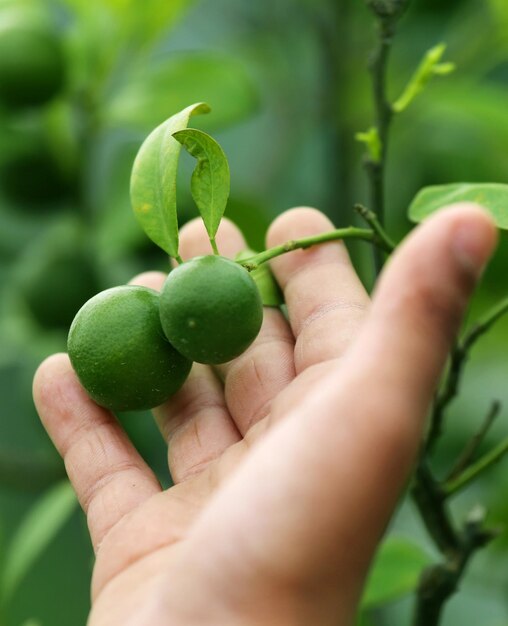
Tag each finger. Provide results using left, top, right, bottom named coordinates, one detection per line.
left=127, top=265, right=241, bottom=482
left=187, top=205, right=496, bottom=615
left=128, top=271, right=166, bottom=291
left=179, top=217, right=296, bottom=436
left=178, top=217, right=246, bottom=261
left=154, top=363, right=241, bottom=483
left=33, top=354, right=161, bottom=551
left=219, top=308, right=295, bottom=435
left=266, top=207, right=370, bottom=374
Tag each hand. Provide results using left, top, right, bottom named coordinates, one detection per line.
left=33, top=205, right=495, bottom=626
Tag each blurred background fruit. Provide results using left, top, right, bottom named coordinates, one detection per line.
left=0, top=5, right=66, bottom=110
left=1, top=0, right=507, bottom=625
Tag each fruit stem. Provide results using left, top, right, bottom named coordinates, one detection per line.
left=175, top=254, right=184, bottom=265
left=210, top=237, right=220, bottom=255
left=237, top=226, right=394, bottom=271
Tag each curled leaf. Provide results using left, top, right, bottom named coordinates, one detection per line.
left=173, top=128, right=230, bottom=250
left=130, top=103, right=210, bottom=258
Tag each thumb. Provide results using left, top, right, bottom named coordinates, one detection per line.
left=185, top=204, right=497, bottom=622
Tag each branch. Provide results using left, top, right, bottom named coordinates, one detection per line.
left=412, top=301, right=507, bottom=624
left=426, top=295, right=508, bottom=453
left=237, top=226, right=391, bottom=272
left=462, top=294, right=508, bottom=350
left=354, top=203, right=397, bottom=251
left=363, top=14, right=396, bottom=273
left=411, top=462, right=460, bottom=555
left=443, top=435, right=508, bottom=498
left=446, top=400, right=501, bottom=482
left=412, top=506, right=495, bottom=626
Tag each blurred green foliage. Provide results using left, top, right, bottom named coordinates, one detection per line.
left=0, top=0, right=507, bottom=624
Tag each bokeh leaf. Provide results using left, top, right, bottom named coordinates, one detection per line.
left=119, top=0, right=194, bottom=43
left=130, top=102, right=210, bottom=258
left=361, top=536, right=431, bottom=609
left=173, top=128, right=230, bottom=245
left=2, top=481, right=77, bottom=603
left=355, top=613, right=375, bottom=626
left=408, top=183, right=508, bottom=230
left=61, top=0, right=194, bottom=45
left=236, top=249, right=284, bottom=307
left=106, top=53, right=258, bottom=131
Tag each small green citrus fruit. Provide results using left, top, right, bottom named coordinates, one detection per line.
left=159, top=255, right=263, bottom=364
left=68, top=286, right=192, bottom=412
left=0, top=20, right=65, bottom=109
left=0, top=147, right=72, bottom=209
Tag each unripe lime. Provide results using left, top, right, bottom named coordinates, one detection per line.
left=0, top=147, right=71, bottom=209
left=0, top=18, right=65, bottom=109
left=21, top=248, right=98, bottom=330
left=16, top=218, right=99, bottom=330
left=68, top=286, right=192, bottom=412
left=159, top=255, right=263, bottom=364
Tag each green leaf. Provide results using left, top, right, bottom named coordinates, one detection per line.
left=20, top=620, right=42, bottom=626
left=408, top=183, right=508, bottom=230
left=106, top=53, right=258, bottom=131
left=392, top=43, right=455, bottom=114
left=173, top=128, right=230, bottom=247
left=236, top=249, right=284, bottom=307
left=130, top=102, right=210, bottom=258
left=60, top=0, right=194, bottom=46
left=361, top=536, right=431, bottom=609
left=1, top=481, right=77, bottom=603
left=355, top=127, right=382, bottom=163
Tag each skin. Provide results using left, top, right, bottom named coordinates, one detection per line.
left=33, top=203, right=496, bottom=626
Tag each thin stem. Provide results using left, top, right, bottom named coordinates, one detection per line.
left=462, top=295, right=508, bottom=349
left=354, top=203, right=397, bottom=251
left=427, top=295, right=508, bottom=453
left=175, top=254, right=184, bottom=265
left=443, top=436, right=508, bottom=498
left=237, top=227, right=387, bottom=272
left=210, top=237, right=220, bottom=256
left=426, top=342, right=465, bottom=453
left=446, top=400, right=501, bottom=482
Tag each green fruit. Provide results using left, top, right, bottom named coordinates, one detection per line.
left=21, top=248, right=99, bottom=330
left=16, top=218, right=99, bottom=329
left=0, top=19, right=65, bottom=109
left=159, top=255, right=263, bottom=364
left=68, top=286, right=192, bottom=412
left=0, top=147, right=72, bottom=209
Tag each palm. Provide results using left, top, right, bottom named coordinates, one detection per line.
left=34, top=206, right=494, bottom=625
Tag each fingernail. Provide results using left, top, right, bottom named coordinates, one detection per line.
left=452, top=219, right=496, bottom=278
